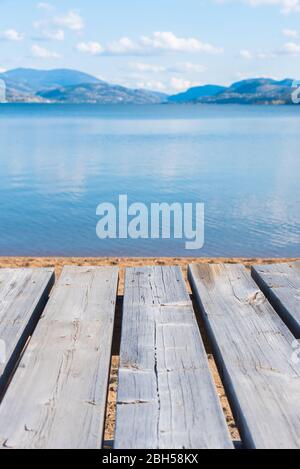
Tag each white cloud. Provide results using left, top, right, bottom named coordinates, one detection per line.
left=31, top=44, right=61, bottom=59
left=136, top=80, right=167, bottom=91
left=282, top=28, right=299, bottom=37
left=123, top=60, right=208, bottom=93
left=0, top=67, right=7, bottom=73
left=170, top=77, right=200, bottom=91
left=77, top=31, right=222, bottom=57
left=239, top=48, right=276, bottom=59
left=0, top=29, right=24, bottom=41
left=34, top=10, right=83, bottom=40
left=53, top=10, right=84, bottom=31
left=129, top=62, right=166, bottom=73
left=120, top=75, right=204, bottom=93
left=76, top=41, right=103, bottom=55
left=33, top=18, right=65, bottom=41
left=106, top=37, right=138, bottom=54
left=240, top=40, right=300, bottom=60
left=173, top=62, right=207, bottom=72
left=240, top=0, right=300, bottom=14
left=127, top=62, right=207, bottom=82
left=282, top=41, right=300, bottom=54
left=33, top=20, right=45, bottom=30
left=256, top=52, right=276, bottom=58
left=216, top=0, right=300, bottom=13
left=37, top=2, right=54, bottom=11
left=240, top=49, right=253, bottom=59
left=41, top=29, right=65, bottom=41
left=140, top=32, right=222, bottom=54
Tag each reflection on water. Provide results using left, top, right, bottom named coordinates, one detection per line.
left=0, top=104, right=299, bottom=257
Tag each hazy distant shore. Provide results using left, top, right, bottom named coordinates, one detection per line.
left=1, top=68, right=299, bottom=105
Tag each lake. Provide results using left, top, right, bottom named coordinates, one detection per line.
left=0, top=104, right=299, bottom=257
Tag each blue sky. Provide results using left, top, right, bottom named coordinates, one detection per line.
left=0, top=0, right=299, bottom=92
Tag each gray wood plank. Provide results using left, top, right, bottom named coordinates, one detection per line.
left=252, top=262, right=300, bottom=338
left=188, top=263, right=300, bottom=449
left=0, top=268, right=55, bottom=394
left=115, top=266, right=233, bottom=450
left=0, top=266, right=118, bottom=449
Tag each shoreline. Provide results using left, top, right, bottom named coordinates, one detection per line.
left=0, top=256, right=298, bottom=292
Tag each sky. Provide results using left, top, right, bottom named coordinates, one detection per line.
left=0, top=0, right=299, bottom=92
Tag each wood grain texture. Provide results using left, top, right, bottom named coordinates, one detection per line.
left=0, top=266, right=118, bottom=449
left=188, top=263, right=300, bottom=449
left=0, top=268, right=55, bottom=394
left=115, top=266, right=233, bottom=450
left=252, top=262, right=300, bottom=338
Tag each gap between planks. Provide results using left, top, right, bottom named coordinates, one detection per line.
left=103, top=290, right=240, bottom=447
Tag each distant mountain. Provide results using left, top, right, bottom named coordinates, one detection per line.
left=0, top=68, right=168, bottom=104
left=203, top=78, right=295, bottom=104
left=0, top=68, right=102, bottom=95
left=0, top=69, right=298, bottom=104
left=37, top=83, right=168, bottom=104
left=169, top=78, right=297, bottom=105
left=168, top=85, right=226, bottom=103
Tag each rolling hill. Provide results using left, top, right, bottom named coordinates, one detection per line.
left=168, top=85, right=226, bottom=103
left=0, top=69, right=298, bottom=104
left=37, top=82, right=168, bottom=104
left=168, top=78, right=297, bottom=105
left=0, top=68, right=168, bottom=104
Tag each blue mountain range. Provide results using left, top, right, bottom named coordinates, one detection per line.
left=0, top=68, right=298, bottom=104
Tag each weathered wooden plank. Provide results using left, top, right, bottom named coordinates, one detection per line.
left=115, top=266, right=233, bottom=450
left=188, top=263, right=300, bottom=449
left=252, top=262, right=300, bottom=338
left=0, top=268, right=55, bottom=394
left=0, top=266, right=118, bottom=449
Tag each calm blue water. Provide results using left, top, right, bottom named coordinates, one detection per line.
left=0, top=104, right=299, bottom=257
